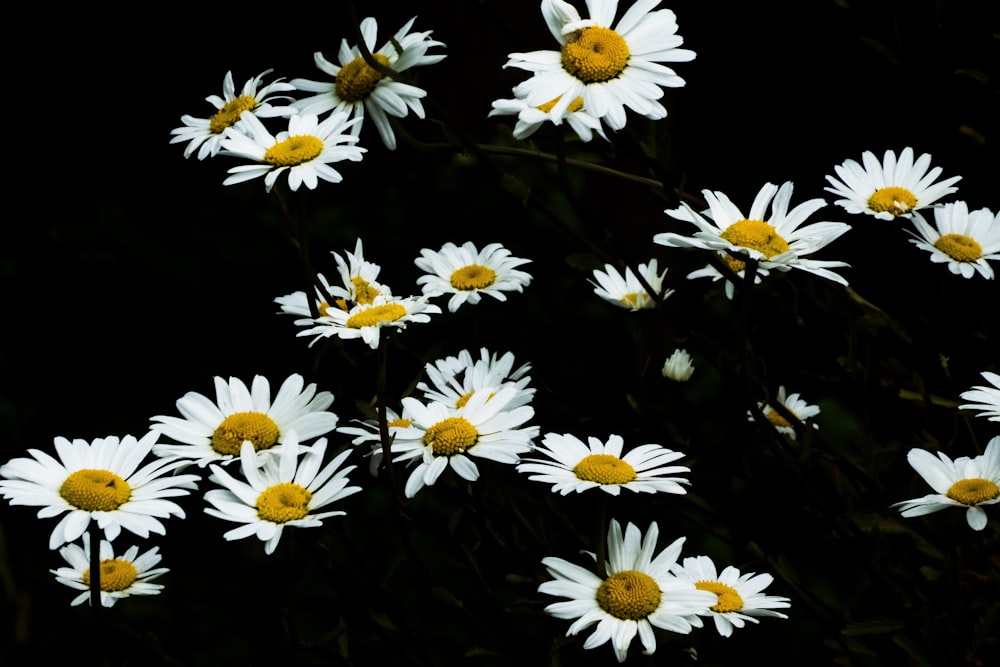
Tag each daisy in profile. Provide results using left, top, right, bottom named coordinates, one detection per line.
left=517, top=433, right=689, bottom=496
left=959, top=371, right=1000, bottom=422
left=221, top=111, right=365, bottom=192
left=590, top=259, right=672, bottom=311
left=907, top=201, right=1000, bottom=279
left=661, top=349, right=694, bottom=382
left=0, top=432, right=199, bottom=549
left=654, top=182, right=851, bottom=299
left=416, top=348, right=534, bottom=410
left=489, top=94, right=607, bottom=142
left=824, top=146, right=961, bottom=220
left=893, top=437, right=1000, bottom=531
left=51, top=534, right=169, bottom=608
left=294, top=293, right=441, bottom=349
left=170, top=69, right=295, bottom=160
left=291, top=16, right=446, bottom=150
left=749, top=386, right=820, bottom=440
left=415, top=241, right=532, bottom=312
left=505, top=0, right=696, bottom=131
left=670, top=555, right=790, bottom=637
left=204, top=432, right=361, bottom=555
left=390, top=386, right=538, bottom=498
left=539, top=519, right=715, bottom=662
left=151, top=373, right=339, bottom=467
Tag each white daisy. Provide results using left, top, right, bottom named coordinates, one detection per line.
left=749, top=385, right=821, bottom=440
left=661, top=349, right=694, bottom=382
left=958, top=371, right=1000, bottom=422
left=670, top=555, right=790, bottom=637
left=390, top=386, right=538, bottom=498
left=290, top=16, right=446, bottom=150
left=169, top=69, right=295, bottom=160
left=221, top=111, right=365, bottom=193
left=0, top=432, right=199, bottom=549
left=824, top=146, right=961, bottom=220
left=416, top=348, right=534, bottom=410
left=517, top=433, right=689, bottom=496
left=415, top=241, right=533, bottom=312
left=505, top=0, right=696, bottom=131
left=654, top=182, right=851, bottom=299
left=337, top=406, right=414, bottom=476
left=908, top=201, right=1000, bottom=279
left=204, top=432, right=361, bottom=555
left=893, top=437, right=1000, bottom=531
left=294, top=294, right=441, bottom=349
left=489, top=94, right=607, bottom=142
left=590, top=259, right=672, bottom=311
left=51, top=534, right=169, bottom=608
left=150, top=373, right=338, bottom=467
left=539, top=519, right=715, bottom=662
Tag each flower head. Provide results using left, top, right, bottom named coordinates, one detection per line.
left=517, top=433, right=690, bottom=496
left=415, top=242, right=532, bottom=312
left=0, top=432, right=199, bottom=549
left=51, top=534, right=169, bottom=607
left=539, top=519, right=715, bottom=662
left=294, top=294, right=441, bottom=349
left=893, top=438, right=1000, bottom=531
left=959, top=371, right=1000, bottom=422
left=489, top=93, right=607, bottom=142
left=204, top=432, right=361, bottom=554
left=661, top=349, right=694, bottom=381
left=590, top=259, right=671, bottom=311
left=416, top=348, right=534, bottom=410
left=908, top=201, right=1000, bottom=279
left=749, top=386, right=820, bottom=440
left=824, top=147, right=961, bottom=220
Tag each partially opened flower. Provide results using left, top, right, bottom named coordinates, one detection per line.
left=749, top=386, right=820, bottom=440
left=670, top=555, right=790, bottom=637
left=489, top=94, right=607, bottom=142
left=0, top=432, right=199, bottom=549
left=538, top=519, right=715, bottom=662
left=661, top=349, right=694, bottom=382
left=517, top=433, right=689, bottom=496
left=415, top=242, right=532, bottom=312
left=908, top=201, right=1000, bottom=279
left=294, top=294, right=441, bottom=349
left=958, top=371, right=1000, bottom=422
left=51, top=534, right=169, bottom=607
left=893, top=438, right=1000, bottom=531
left=824, top=146, right=961, bottom=220
left=590, top=259, right=671, bottom=311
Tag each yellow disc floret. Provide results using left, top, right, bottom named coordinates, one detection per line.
left=346, top=303, right=407, bottom=328
left=573, top=454, right=637, bottom=485
left=946, top=477, right=1000, bottom=506
left=211, top=411, right=280, bottom=455
left=59, top=469, right=131, bottom=511
left=83, top=559, right=138, bottom=592
left=257, top=482, right=313, bottom=523
left=934, top=234, right=982, bottom=263
left=209, top=95, right=258, bottom=135
left=868, top=186, right=917, bottom=216
left=561, top=27, right=630, bottom=83
left=695, top=580, right=745, bottom=613
left=352, top=277, right=381, bottom=305
left=336, top=54, right=391, bottom=102
left=423, top=417, right=479, bottom=456
left=766, top=406, right=793, bottom=428
left=451, top=264, right=497, bottom=291
left=264, top=135, right=324, bottom=167
left=596, top=570, right=661, bottom=620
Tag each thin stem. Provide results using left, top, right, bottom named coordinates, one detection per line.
left=595, top=494, right=609, bottom=579
left=376, top=335, right=404, bottom=506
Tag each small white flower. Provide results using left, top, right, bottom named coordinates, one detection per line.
left=51, top=534, right=169, bottom=607
left=294, top=294, right=441, bottom=349
left=489, top=94, right=607, bottom=142
left=415, top=242, right=532, bottom=312
left=908, top=201, right=1000, bottom=279
left=749, top=386, right=820, bottom=440
left=416, top=348, right=534, bottom=410
left=661, top=349, right=694, bottom=382
left=590, top=259, right=671, bottom=311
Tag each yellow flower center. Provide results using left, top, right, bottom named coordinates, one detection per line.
left=336, top=53, right=391, bottom=102
left=455, top=391, right=474, bottom=409
left=450, top=264, right=497, bottom=291
left=695, top=580, right=745, bottom=613
left=346, top=303, right=407, bottom=328
left=934, top=234, right=983, bottom=263
left=209, top=95, right=257, bottom=135
left=618, top=292, right=649, bottom=309
left=946, top=478, right=1000, bottom=506
left=596, top=570, right=661, bottom=620
left=537, top=96, right=585, bottom=113
left=256, top=482, right=313, bottom=523
left=264, top=135, right=324, bottom=167
left=210, top=411, right=280, bottom=456
left=423, top=417, right=479, bottom=456
left=766, top=406, right=793, bottom=428
left=719, top=219, right=790, bottom=272
left=573, top=454, right=637, bottom=485
left=352, top=277, right=380, bottom=305
left=387, top=418, right=412, bottom=428
left=868, top=186, right=917, bottom=216
left=83, top=559, right=138, bottom=592
left=59, top=469, right=132, bottom=511
left=561, top=27, right=630, bottom=83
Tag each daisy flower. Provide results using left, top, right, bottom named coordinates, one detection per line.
left=291, top=16, right=446, bottom=150
left=390, top=386, right=538, bottom=498
left=670, top=555, right=790, bottom=637
left=893, top=437, right=1000, bottom=531
left=415, top=241, right=533, bottom=312
left=151, top=373, right=338, bottom=467
left=654, top=181, right=851, bottom=299
left=221, top=111, right=365, bottom=193
left=204, top=432, right=361, bottom=555
left=0, top=432, right=199, bottom=549
left=294, top=294, right=441, bottom=349
left=169, top=69, right=295, bottom=160
left=416, top=348, right=534, bottom=410
left=489, top=94, right=607, bottom=142
left=276, top=239, right=391, bottom=319
left=590, top=259, right=672, bottom=311
left=337, top=405, right=414, bottom=476
left=749, top=385, right=820, bottom=440
left=959, top=371, right=1000, bottom=422
left=908, top=201, right=1000, bottom=279
left=824, top=146, right=961, bottom=220
left=504, top=0, right=696, bottom=131
left=517, top=433, right=689, bottom=496
left=661, top=349, right=694, bottom=382
left=539, top=519, right=715, bottom=662
left=51, top=534, right=169, bottom=607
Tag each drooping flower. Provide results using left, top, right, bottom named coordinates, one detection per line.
left=749, top=385, right=820, bottom=440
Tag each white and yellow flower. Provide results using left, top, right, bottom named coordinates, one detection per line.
left=415, top=241, right=532, bottom=312
left=661, top=349, right=694, bottom=382
left=590, top=259, right=671, bottom=311
left=295, top=294, right=441, bottom=349
left=749, top=385, right=820, bottom=440
left=416, top=348, right=534, bottom=410
left=959, top=371, right=1000, bottom=422
left=51, top=534, right=169, bottom=607
left=489, top=94, right=607, bottom=142
left=908, top=201, right=1000, bottom=279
